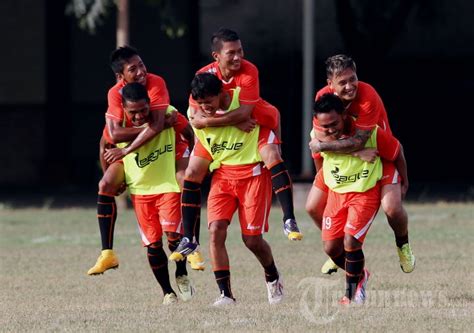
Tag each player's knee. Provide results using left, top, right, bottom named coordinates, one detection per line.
left=260, top=144, right=281, bottom=166
left=242, top=235, right=262, bottom=251
left=209, top=221, right=227, bottom=245
left=323, top=242, right=342, bottom=258
left=98, top=178, right=119, bottom=194
left=148, top=241, right=163, bottom=249
left=382, top=199, right=405, bottom=219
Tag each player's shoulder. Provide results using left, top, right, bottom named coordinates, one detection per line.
left=107, top=80, right=123, bottom=98
left=315, top=86, right=332, bottom=100
left=196, top=62, right=218, bottom=75
left=146, top=73, right=167, bottom=86
left=239, top=59, right=258, bottom=74
left=357, top=81, right=379, bottom=98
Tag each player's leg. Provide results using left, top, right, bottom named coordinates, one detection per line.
left=341, top=188, right=379, bottom=304
left=342, top=235, right=368, bottom=304
left=87, top=162, right=124, bottom=275
left=307, top=172, right=339, bottom=275
left=131, top=194, right=178, bottom=305
left=381, top=181, right=415, bottom=273
left=169, top=155, right=210, bottom=261
left=239, top=171, right=283, bottom=304
left=147, top=241, right=178, bottom=305
left=209, top=220, right=235, bottom=305
left=305, top=171, right=328, bottom=230
left=259, top=140, right=302, bottom=241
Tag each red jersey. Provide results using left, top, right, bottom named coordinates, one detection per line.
left=314, top=81, right=392, bottom=134
left=106, top=73, right=170, bottom=125
left=191, top=60, right=279, bottom=130
left=102, top=73, right=188, bottom=144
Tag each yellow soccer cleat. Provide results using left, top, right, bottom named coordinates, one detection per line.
left=283, top=219, right=303, bottom=241
left=187, top=251, right=205, bottom=271
left=87, top=249, right=119, bottom=275
left=162, top=292, right=178, bottom=305
left=321, top=257, right=338, bottom=275
left=397, top=243, right=416, bottom=273
left=168, top=237, right=197, bottom=262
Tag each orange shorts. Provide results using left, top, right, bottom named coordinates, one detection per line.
left=313, top=160, right=401, bottom=192
left=380, top=160, right=401, bottom=186
left=130, top=192, right=182, bottom=246
left=321, top=185, right=380, bottom=243
left=207, top=169, right=272, bottom=236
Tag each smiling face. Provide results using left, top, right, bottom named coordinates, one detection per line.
left=314, top=110, right=346, bottom=141
left=123, top=99, right=150, bottom=127
left=194, top=93, right=226, bottom=117
left=327, top=68, right=359, bottom=103
left=117, top=55, right=147, bottom=85
left=213, top=40, right=244, bottom=77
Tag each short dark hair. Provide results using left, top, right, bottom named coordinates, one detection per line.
left=191, top=73, right=222, bottom=100
left=110, top=46, right=140, bottom=74
left=211, top=28, right=240, bottom=52
left=313, top=93, right=345, bottom=117
left=325, top=54, right=356, bottom=79
left=121, top=82, right=150, bottom=105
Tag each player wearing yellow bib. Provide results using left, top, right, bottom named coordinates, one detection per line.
left=105, top=82, right=194, bottom=305
left=181, top=73, right=284, bottom=306
left=313, top=93, right=408, bottom=305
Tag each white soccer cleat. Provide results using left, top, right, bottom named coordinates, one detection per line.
left=266, top=275, right=284, bottom=304
left=212, top=292, right=236, bottom=306
left=176, top=275, right=195, bottom=302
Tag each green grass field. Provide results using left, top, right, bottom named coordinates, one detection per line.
left=1, top=203, right=473, bottom=331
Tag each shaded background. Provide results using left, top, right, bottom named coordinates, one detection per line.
left=1, top=0, right=473, bottom=205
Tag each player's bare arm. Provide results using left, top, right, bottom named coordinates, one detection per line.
left=309, top=128, right=371, bottom=154
left=189, top=104, right=254, bottom=129
left=104, top=108, right=166, bottom=163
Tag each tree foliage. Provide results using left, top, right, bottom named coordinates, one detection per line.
left=66, top=0, right=187, bottom=38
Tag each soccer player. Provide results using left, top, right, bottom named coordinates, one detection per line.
left=87, top=46, right=196, bottom=275
left=307, top=54, right=415, bottom=274
left=104, top=82, right=194, bottom=305
left=313, top=93, right=408, bottom=304
left=169, top=28, right=302, bottom=261
left=187, top=73, right=284, bottom=305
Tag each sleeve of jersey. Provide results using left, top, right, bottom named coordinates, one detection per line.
left=173, top=113, right=189, bottom=133
left=238, top=68, right=260, bottom=105
left=376, top=129, right=400, bottom=161
left=354, top=95, right=379, bottom=131
left=192, top=140, right=212, bottom=161
left=105, top=89, right=124, bottom=121
left=148, top=77, right=170, bottom=111
left=252, top=100, right=279, bottom=130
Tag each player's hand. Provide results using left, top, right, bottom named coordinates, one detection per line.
left=352, top=148, right=379, bottom=163
left=189, top=109, right=208, bottom=129
left=164, top=111, right=178, bottom=129
left=235, top=118, right=257, bottom=132
left=309, top=138, right=322, bottom=153
left=104, top=147, right=127, bottom=164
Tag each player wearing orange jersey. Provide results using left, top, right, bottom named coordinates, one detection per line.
left=106, top=82, right=194, bottom=304
left=307, top=55, right=415, bottom=275
left=313, top=93, right=408, bottom=304
left=172, top=29, right=301, bottom=264
left=183, top=73, right=283, bottom=306
left=88, top=46, right=194, bottom=275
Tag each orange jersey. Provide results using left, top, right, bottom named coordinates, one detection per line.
left=314, top=81, right=392, bottom=134
left=192, top=60, right=279, bottom=130
left=105, top=73, right=170, bottom=126
left=197, top=59, right=260, bottom=104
